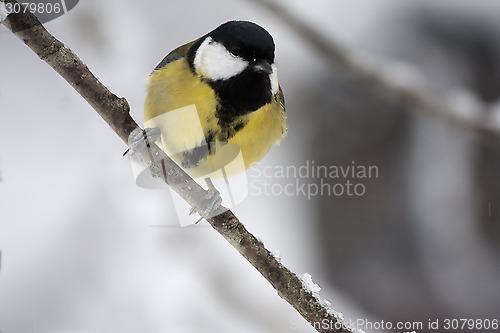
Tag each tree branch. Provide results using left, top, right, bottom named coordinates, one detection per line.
left=0, top=1, right=355, bottom=332
left=254, top=0, right=500, bottom=144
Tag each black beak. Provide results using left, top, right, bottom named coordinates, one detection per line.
left=251, top=59, right=273, bottom=75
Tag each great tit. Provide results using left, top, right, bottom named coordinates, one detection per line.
left=143, top=21, right=286, bottom=178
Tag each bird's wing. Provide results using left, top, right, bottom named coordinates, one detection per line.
left=277, top=85, right=286, bottom=111
left=153, top=40, right=198, bottom=71
left=147, top=38, right=215, bottom=168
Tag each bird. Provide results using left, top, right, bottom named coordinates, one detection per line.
left=139, top=20, right=286, bottom=179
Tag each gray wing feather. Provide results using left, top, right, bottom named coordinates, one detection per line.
left=153, top=40, right=197, bottom=71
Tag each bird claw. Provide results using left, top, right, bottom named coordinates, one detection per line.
left=123, top=127, right=162, bottom=156
left=190, top=178, right=223, bottom=223
left=125, top=129, right=223, bottom=224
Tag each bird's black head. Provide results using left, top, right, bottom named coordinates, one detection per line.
left=188, top=21, right=280, bottom=117
left=210, top=21, right=275, bottom=67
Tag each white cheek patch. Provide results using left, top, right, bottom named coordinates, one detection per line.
left=269, top=63, right=279, bottom=95
left=194, top=37, right=249, bottom=80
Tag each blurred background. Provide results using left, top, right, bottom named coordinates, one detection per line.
left=1, top=0, right=500, bottom=332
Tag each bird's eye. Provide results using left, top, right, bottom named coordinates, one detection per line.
left=230, top=46, right=244, bottom=57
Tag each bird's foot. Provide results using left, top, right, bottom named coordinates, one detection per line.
left=123, top=127, right=161, bottom=156
left=189, top=178, right=223, bottom=223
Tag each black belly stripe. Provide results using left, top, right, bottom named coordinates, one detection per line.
left=215, top=104, right=249, bottom=144
left=181, top=131, right=215, bottom=168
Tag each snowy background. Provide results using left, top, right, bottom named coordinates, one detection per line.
left=1, top=0, right=500, bottom=332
